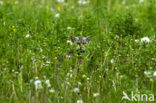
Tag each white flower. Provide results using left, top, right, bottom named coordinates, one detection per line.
left=139, top=0, right=144, bottom=3
left=40, top=48, right=43, bottom=53
left=45, top=80, right=51, bottom=87
left=67, top=27, right=74, bottom=30
left=30, top=79, right=33, bottom=83
left=110, top=59, right=115, bottom=63
left=77, top=100, right=83, bottom=103
left=15, top=1, right=19, bottom=4
left=67, top=27, right=72, bottom=30
left=141, top=37, right=150, bottom=43
left=70, top=69, right=73, bottom=73
left=0, top=1, right=4, bottom=5
left=144, top=70, right=152, bottom=78
left=67, top=73, right=73, bottom=78
left=82, top=74, right=86, bottom=78
left=54, top=57, right=57, bottom=60
left=57, top=0, right=64, bottom=3
left=78, top=82, right=82, bottom=86
left=43, top=75, right=46, bottom=79
left=135, top=39, right=139, bottom=43
left=34, top=80, right=43, bottom=90
left=73, top=87, right=79, bottom=93
left=66, top=82, right=71, bottom=85
left=153, top=71, right=156, bottom=77
left=66, top=40, right=73, bottom=45
left=87, top=77, right=90, bottom=81
left=46, top=60, right=51, bottom=64
left=125, top=6, right=129, bottom=9
left=78, top=0, right=89, bottom=5
left=3, top=21, right=6, bottom=25
left=26, top=34, right=30, bottom=38
left=55, top=13, right=60, bottom=18
left=14, top=71, right=19, bottom=74
left=42, top=55, right=46, bottom=59
left=49, top=88, right=55, bottom=93
left=93, top=93, right=99, bottom=97
left=66, top=54, right=71, bottom=59
left=150, top=78, right=153, bottom=82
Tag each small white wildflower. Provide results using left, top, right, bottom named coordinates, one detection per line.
left=34, top=80, right=43, bottom=90
left=87, top=77, right=90, bottom=81
left=40, top=48, right=43, bottom=53
left=14, top=71, right=19, bottom=74
left=78, top=82, right=82, bottom=86
left=43, top=75, right=46, bottom=79
left=77, top=100, right=83, bottom=103
left=3, top=22, right=6, bottom=25
left=139, top=0, right=144, bottom=3
left=141, top=37, right=150, bottom=43
left=66, top=54, right=71, bottom=59
left=3, top=67, right=7, bottom=70
left=0, top=1, right=4, bottom=5
left=57, top=0, right=64, bottom=3
left=60, top=96, right=63, bottom=99
left=30, top=79, right=33, bottom=83
left=26, top=34, right=30, bottom=38
left=55, top=13, right=60, bottom=18
left=115, top=35, right=119, bottom=39
left=110, top=59, right=115, bottom=63
left=46, top=60, right=51, bottom=64
left=15, top=1, right=19, bottom=4
left=120, top=75, right=124, bottom=78
left=67, top=73, right=72, bottom=78
left=144, top=71, right=149, bottom=75
left=82, top=74, right=86, bottom=78
left=144, top=70, right=152, bottom=78
left=122, top=0, right=125, bottom=4
left=54, top=57, right=57, bottom=60
left=150, top=78, right=153, bottom=82
left=66, top=82, right=71, bottom=85
left=58, top=47, right=61, bottom=49
left=67, top=27, right=74, bottom=30
left=66, top=40, right=73, bottom=45
left=70, top=69, right=73, bottom=73
left=115, top=67, right=117, bottom=70
left=153, top=71, right=156, bottom=77
left=73, top=87, right=79, bottom=93
left=135, top=39, right=139, bottom=43
left=49, top=88, right=55, bottom=93
left=35, top=77, right=39, bottom=80
left=125, top=6, right=129, bottom=9
left=71, top=6, right=74, bottom=9
left=45, top=80, right=51, bottom=87
left=78, top=0, right=89, bottom=5
left=42, top=55, right=46, bottom=59
left=93, top=93, right=100, bottom=97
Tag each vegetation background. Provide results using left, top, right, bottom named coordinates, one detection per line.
left=0, top=0, right=156, bottom=103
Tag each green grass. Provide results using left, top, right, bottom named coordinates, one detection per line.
left=0, top=0, right=156, bottom=103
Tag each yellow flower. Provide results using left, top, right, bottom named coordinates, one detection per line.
left=12, top=26, right=16, bottom=32
left=57, top=7, right=61, bottom=11
left=119, top=5, right=123, bottom=8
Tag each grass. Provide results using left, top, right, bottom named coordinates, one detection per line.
left=0, top=0, right=156, bottom=103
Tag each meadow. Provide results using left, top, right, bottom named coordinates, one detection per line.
left=0, top=0, right=156, bottom=103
